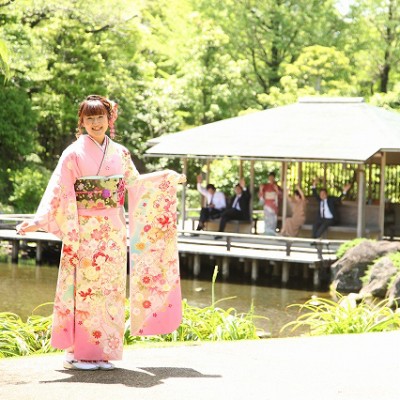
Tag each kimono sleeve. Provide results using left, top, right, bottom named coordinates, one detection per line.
left=127, top=169, right=184, bottom=335
left=33, top=150, right=80, bottom=251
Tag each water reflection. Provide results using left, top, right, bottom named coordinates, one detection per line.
left=0, top=261, right=328, bottom=337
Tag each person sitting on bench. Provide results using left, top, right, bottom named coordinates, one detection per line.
left=312, top=178, right=352, bottom=238
left=216, top=178, right=251, bottom=238
left=196, top=174, right=226, bottom=231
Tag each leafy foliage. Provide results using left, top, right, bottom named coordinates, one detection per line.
left=8, top=166, right=51, bottom=213
left=282, top=293, right=400, bottom=336
left=1, top=0, right=400, bottom=210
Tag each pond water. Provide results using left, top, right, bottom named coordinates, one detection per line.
left=0, top=261, right=329, bottom=337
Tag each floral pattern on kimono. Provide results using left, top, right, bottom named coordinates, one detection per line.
left=32, top=135, right=182, bottom=361
left=128, top=171, right=182, bottom=335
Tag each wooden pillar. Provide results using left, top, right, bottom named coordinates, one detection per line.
left=251, top=259, right=258, bottom=282
left=303, top=264, right=309, bottom=280
left=272, top=262, right=280, bottom=277
left=282, top=262, right=290, bottom=284
left=379, top=152, right=386, bottom=239
left=368, top=161, right=373, bottom=202
left=281, top=162, right=288, bottom=228
left=206, top=159, right=211, bottom=184
left=201, top=159, right=211, bottom=208
left=222, top=256, right=229, bottom=279
left=250, top=160, right=255, bottom=218
left=239, top=159, right=244, bottom=179
left=181, top=158, right=188, bottom=229
left=36, top=241, right=43, bottom=264
left=357, top=164, right=366, bottom=238
left=313, top=265, right=320, bottom=287
left=297, top=162, right=303, bottom=186
left=193, top=254, right=201, bottom=277
left=323, top=162, right=327, bottom=186
left=11, top=240, right=19, bottom=263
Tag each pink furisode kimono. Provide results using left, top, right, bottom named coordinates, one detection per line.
left=33, top=134, right=182, bottom=361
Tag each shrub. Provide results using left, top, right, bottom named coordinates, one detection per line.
left=282, top=292, right=400, bottom=336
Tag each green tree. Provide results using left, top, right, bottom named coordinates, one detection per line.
left=349, top=0, right=400, bottom=93
left=285, top=45, right=353, bottom=94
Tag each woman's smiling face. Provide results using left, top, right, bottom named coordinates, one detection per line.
left=82, top=113, right=109, bottom=143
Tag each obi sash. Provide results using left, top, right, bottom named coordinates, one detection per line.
left=74, top=175, right=125, bottom=210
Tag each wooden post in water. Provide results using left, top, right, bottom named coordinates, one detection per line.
left=222, top=257, right=229, bottom=279
left=282, top=262, right=290, bottom=284
left=251, top=259, right=258, bottom=282
left=312, top=264, right=320, bottom=287
left=193, top=254, right=200, bottom=277
left=36, top=241, right=43, bottom=264
left=11, top=239, right=19, bottom=263
left=303, top=264, right=309, bottom=280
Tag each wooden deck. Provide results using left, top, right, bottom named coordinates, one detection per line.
left=0, top=215, right=345, bottom=286
left=177, top=230, right=342, bottom=286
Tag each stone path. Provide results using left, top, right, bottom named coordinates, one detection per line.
left=1, top=332, right=399, bottom=400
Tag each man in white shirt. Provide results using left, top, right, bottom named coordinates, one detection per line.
left=216, top=178, right=251, bottom=237
left=196, top=174, right=226, bottom=231
left=311, top=179, right=352, bottom=238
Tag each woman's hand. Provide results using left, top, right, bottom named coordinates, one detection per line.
left=16, top=220, right=39, bottom=236
left=178, top=174, right=187, bottom=184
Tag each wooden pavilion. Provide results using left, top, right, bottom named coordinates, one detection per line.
left=146, top=97, right=400, bottom=239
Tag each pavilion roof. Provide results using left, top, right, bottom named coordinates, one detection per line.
left=145, top=97, right=400, bottom=164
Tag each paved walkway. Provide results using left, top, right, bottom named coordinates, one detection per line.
left=1, top=332, right=400, bottom=400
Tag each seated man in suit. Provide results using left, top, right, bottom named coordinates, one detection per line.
left=196, top=174, right=226, bottom=231
left=216, top=178, right=251, bottom=237
left=312, top=178, right=352, bottom=238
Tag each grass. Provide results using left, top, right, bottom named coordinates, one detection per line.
left=125, top=266, right=267, bottom=343
left=0, top=267, right=267, bottom=358
left=281, top=292, right=400, bottom=336
left=0, top=304, right=55, bottom=358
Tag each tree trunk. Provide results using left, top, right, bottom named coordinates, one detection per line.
left=380, top=62, right=390, bottom=93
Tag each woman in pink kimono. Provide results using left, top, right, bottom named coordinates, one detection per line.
left=16, top=95, right=183, bottom=370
